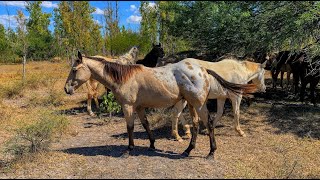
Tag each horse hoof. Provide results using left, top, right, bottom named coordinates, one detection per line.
left=120, top=151, right=130, bottom=158
left=181, top=151, right=189, bottom=157
left=240, top=133, right=247, bottom=137
left=206, top=154, right=215, bottom=160
left=148, top=146, right=156, bottom=151
left=89, top=112, right=96, bottom=117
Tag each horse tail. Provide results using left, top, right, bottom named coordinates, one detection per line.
left=206, top=69, right=257, bottom=95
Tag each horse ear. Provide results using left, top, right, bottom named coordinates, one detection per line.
left=78, top=51, right=83, bottom=63
left=261, top=60, right=267, bottom=68
left=159, top=43, right=162, bottom=47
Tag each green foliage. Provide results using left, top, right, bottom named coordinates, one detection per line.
left=4, top=111, right=69, bottom=158
left=168, top=1, right=320, bottom=55
left=99, top=91, right=121, bottom=117
left=26, top=1, right=54, bottom=60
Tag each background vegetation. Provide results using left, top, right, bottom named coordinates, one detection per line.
left=0, top=1, right=319, bottom=64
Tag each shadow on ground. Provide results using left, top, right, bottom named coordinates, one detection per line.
left=62, top=145, right=185, bottom=159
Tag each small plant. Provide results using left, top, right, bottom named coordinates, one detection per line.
left=99, top=91, right=122, bottom=117
left=3, top=110, right=69, bottom=159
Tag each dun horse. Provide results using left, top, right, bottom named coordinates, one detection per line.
left=170, top=58, right=266, bottom=141
left=65, top=51, right=256, bottom=159
left=85, top=46, right=139, bottom=116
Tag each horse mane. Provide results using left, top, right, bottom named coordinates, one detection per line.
left=118, top=46, right=138, bottom=64
left=86, top=56, right=143, bottom=84
left=207, top=69, right=257, bottom=95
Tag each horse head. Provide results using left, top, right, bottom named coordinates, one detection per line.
left=65, top=51, right=91, bottom=95
left=152, top=43, right=165, bottom=58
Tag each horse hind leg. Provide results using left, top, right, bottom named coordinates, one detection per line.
left=197, top=104, right=217, bottom=159
left=181, top=103, right=199, bottom=157
left=231, top=94, right=246, bottom=137
left=172, top=100, right=189, bottom=142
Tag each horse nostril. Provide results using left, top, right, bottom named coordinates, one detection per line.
left=64, top=86, right=69, bottom=94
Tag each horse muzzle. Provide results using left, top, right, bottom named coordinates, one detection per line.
left=64, top=85, right=75, bottom=95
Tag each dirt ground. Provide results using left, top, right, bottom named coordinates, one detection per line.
left=0, top=62, right=319, bottom=178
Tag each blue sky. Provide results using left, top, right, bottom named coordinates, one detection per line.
left=0, top=1, right=154, bottom=33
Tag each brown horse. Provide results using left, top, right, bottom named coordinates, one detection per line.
left=65, top=51, right=256, bottom=159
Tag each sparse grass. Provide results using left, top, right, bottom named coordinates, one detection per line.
left=3, top=109, right=69, bottom=161
left=0, top=82, right=25, bottom=99
left=28, top=89, right=65, bottom=108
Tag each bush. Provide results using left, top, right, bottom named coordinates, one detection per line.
left=3, top=110, right=69, bottom=159
left=98, top=91, right=122, bottom=117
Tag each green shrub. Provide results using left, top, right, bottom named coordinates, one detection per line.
left=99, top=91, right=122, bottom=117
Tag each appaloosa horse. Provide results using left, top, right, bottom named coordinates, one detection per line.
left=65, top=51, right=256, bottom=159
left=170, top=58, right=266, bottom=141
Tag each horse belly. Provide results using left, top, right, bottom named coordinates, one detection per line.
left=137, top=70, right=181, bottom=108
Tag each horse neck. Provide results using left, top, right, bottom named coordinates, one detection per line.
left=141, top=51, right=158, bottom=67
left=242, top=62, right=261, bottom=82
left=85, top=59, right=119, bottom=91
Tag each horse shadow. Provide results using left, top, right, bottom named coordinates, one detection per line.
left=61, top=145, right=185, bottom=159
left=111, top=124, right=189, bottom=141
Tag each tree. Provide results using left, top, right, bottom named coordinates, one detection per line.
left=26, top=1, right=53, bottom=60
left=104, top=1, right=120, bottom=56
left=15, top=10, right=28, bottom=82
left=53, top=1, right=101, bottom=64
left=139, top=1, right=158, bottom=50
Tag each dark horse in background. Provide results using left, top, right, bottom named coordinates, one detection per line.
left=270, top=51, right=320, bottom=105
left=299, top=55, right=320, bottom=105
left=136, top=43, right=165, bottom=67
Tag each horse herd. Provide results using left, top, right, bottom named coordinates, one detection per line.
left=64, top=44, right=319, bottom=159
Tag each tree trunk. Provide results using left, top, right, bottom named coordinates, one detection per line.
left=22, top=54, right=26, bottom=82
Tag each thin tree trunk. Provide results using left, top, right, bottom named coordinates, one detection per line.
left=22, top=54, right=26, bottom=82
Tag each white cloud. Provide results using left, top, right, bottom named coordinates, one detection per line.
left=93, top=7, right=104, bottom=15
left=0, top=1, right=58, bottom=9
left=0, top=1, right=27, bottom=8
left=0, top=15, right=18, bottom=28
left=130, top=5, right=137, bottom=12
left=128, top=4, right=139, bottom=14
left=41, top=1, right=58, bottom=8
left=0, top=14, right=29, bottom=29
left=126, top=15, right=141, bottom=24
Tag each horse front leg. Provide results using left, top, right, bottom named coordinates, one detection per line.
left=280, top=70, right=284, bottom=89
left=172, top=100, right=189, bottom=141
left=136, top=106, right=155, bottom=150
left=230, top=94, right=246, bottom=137
left=86, top=93, right=95, bottom=116
left=122, top=104, right=135, bottom=158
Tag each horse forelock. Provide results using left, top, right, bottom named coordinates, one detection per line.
left=86, top=56, right=143, bottom=84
